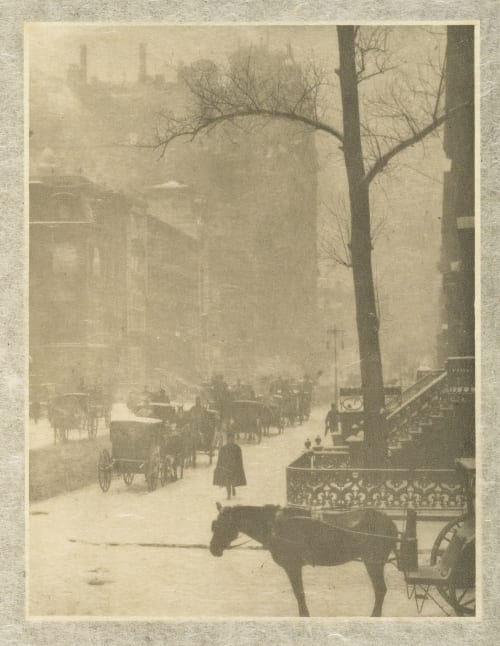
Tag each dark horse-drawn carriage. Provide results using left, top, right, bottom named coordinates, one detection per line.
left=230, top=400, right=262, bottom=443
left=210, top=457, right=475, bottom=617
left=178, top=404, right=219, bottom=467
left=401, top=457, right=475, bottom=616
left=48, top=393, right=98, bottom=443
left=98, top=408, right=179, bottom=492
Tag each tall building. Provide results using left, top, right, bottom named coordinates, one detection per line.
left=29, top=176, right=132, bottom=391
left=190, top=45, right=320, bottom=379
left=438, top=25, right=475, bottom=364
left=29, top=42, right=321, bottom=384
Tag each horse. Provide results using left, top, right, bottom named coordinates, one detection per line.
left=209, top=504, right=398, bottom=617
left=162, top=430, right=185, bottom=480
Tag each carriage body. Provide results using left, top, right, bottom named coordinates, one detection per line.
left=147, top=402, right=178, bottom=425
left=230, top=400, right=263, bottom=442
left=48, top=392, right=91, bottom=442
left=98, top=408, right=171, bottom=492
left=401, top=457, right=475, bottom=616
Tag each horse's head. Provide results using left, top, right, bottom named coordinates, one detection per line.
left=209, top=502, right=239, bottom=557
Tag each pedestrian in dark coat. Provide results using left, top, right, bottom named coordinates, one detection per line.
left=213, top=432, right=246, bottom=500
left=324, top=403, right=339, bottom=439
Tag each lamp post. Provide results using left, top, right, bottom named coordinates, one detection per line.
left=327, top=326, right=345, bottom=413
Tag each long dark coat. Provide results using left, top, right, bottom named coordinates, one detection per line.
left=213, top=442, right=247, bottom=487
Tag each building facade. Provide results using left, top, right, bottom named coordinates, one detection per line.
left=438, top=25, right=475, bottom=364
left=30, top=41, right=321, bottom=387
left=29, top=176, right=130, bottom=393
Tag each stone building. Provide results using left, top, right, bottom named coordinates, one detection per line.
left=29, top=175, right=132, bottom=392
left=29, top=41, right=321, bottom=386
left=438, top=25, right=475, bottom=364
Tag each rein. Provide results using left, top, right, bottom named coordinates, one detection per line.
left=68, top=538, right=264, bottom=550
left=288, top=514, right=405, bottom=543
left=226, top=538, right=254, bottom=550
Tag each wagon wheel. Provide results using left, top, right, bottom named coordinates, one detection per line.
left=448, top=538, right=475, bottom=616
left=146, top=449, right=161, bottom=492
left=98, top=449, right=112, bottom=492
left=122, top=469, right=135, bottom=486
left=430, top=515, right=468, bottom=609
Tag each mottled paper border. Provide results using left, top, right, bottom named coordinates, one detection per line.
left=2, top=0, right=498, bottom=643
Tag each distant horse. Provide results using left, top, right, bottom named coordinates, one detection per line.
left=209, top=504, right=398, bottom=617
left=162, top=431, right=185, bottom=480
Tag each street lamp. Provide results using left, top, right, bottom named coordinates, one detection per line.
left=326, top=326, right=344, bottom=412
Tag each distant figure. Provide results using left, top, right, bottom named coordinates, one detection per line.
left=213, top=432, right=247, bottom=500
left=189, top=396, right=205, bottom=431
left=156, top=388, right=169, bottom=403
left=324, top=403, right=339, bottom=437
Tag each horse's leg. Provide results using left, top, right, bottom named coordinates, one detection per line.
left=226, top=485, right=231, bottom=500
left=364, top=559, right=387, bottom=617
left=283, top=565, right=309, bottom=617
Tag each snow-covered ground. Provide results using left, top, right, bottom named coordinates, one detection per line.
left=29, top=407, right=449, bottom=617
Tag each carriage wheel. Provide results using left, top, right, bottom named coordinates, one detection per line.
left=430, top=515, right=468, bottom=609
left=98, top=449, right=112, bottom=492
left=448, top=538, right=475, bottom=616
left=122, top=470, right=135, bottom=486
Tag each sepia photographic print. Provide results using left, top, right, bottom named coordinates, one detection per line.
left=27, top=22, right=477, bottom=620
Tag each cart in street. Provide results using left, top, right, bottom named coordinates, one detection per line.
left=98, top=409, right=175, bottom=492
left=48, top=392, right=95, bottom=443
left=401, top=457, right=475, bottom=616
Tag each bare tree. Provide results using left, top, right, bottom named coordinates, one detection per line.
left=153, top=26, right=469, bottom=465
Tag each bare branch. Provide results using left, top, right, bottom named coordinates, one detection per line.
left=362, top=101, right=470, bottom=186
left=156, top=108, right=343, bottom=156
left=355, top=26, right=397, bottom=84
left=156, top=51, right=344, bottom=155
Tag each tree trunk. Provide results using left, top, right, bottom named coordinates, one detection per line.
left=337, top=26, right=386, bottom=465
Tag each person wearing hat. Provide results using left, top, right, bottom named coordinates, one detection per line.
left=324, top=402, right=339, bottom=438
left=213, top=431, right=247, bottom=500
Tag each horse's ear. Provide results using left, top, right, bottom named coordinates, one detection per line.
left=216, top=501, right=222, bottom=512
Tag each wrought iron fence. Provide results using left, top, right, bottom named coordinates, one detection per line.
left=286, top=453, right=465, bottom=519
left=386, top=371, right=447, bottom=446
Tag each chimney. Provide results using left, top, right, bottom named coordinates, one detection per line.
left=139, top=43, right=147, bottom=83
left=80, top=44, right=88, bottom=83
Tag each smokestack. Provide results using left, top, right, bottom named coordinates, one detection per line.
left=139, top=43, right=147, bottom=83
left=80, top=44, right=87, bottom=83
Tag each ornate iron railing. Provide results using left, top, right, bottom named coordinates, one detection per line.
left=446, top=356, right=475, bottom=393
left=386, top=371, right=447, bottom=446
left=286, top=453, right=465, bottom=519
left=398, top=370, right=445, bottom=406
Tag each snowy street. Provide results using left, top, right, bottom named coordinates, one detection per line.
left=29, top=407, right=448, bottom=618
